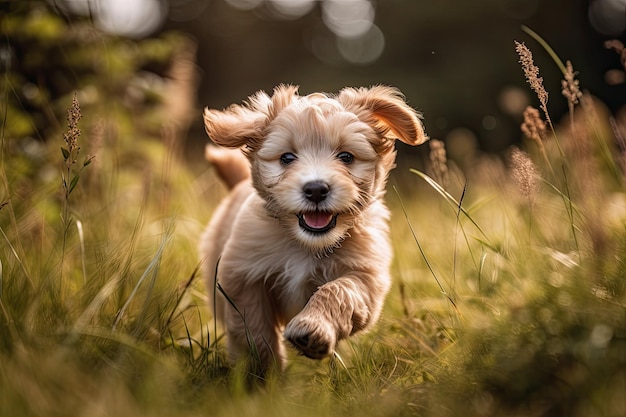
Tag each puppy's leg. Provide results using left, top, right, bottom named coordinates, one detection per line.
left=222, top=279, right=286, bottom=374
left=205, top=145, right=250, bottom=189
left=284, top=274, right=386, bottom=359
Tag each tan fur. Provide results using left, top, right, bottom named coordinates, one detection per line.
left=199, top=85, right=427, bottom=374
left=204, top=145, right=251, bottom=188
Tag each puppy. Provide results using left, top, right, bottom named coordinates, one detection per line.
left=199, top=85, right=427, bottom=374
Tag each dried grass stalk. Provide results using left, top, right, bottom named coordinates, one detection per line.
left=428, top=139, right=449, bottom=188
left=610, top=116, right=626, bottom=181
left=521, top=106, right=546, bottom=146
left=510, top=147, right=539, bottom=205
left=561, top=60, right=582, bottom=107
left=63, top=93, right=82, bottom=167
left=515, top=41, right=549, bottom=120
left=61, top=94, right=94, bottom=201
left=521, top=106, right=551, bottom=171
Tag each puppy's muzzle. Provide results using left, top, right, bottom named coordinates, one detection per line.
left=298, top=181, right=337, bottom=234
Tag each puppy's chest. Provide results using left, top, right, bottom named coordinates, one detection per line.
left=272, top=257, right=337, bottom=320
left=281, top=255, right=333, bottom=286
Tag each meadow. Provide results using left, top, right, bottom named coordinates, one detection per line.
left=1, top=27, right=626, bottom=417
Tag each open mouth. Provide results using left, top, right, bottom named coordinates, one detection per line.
left=297, top=211, right=338, bottom=234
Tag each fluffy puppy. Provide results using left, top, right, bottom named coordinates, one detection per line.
left=199, top=85, right=427, bottom=374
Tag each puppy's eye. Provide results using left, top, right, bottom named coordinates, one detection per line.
left=337, top=151, right=354, bottom=164
left=280, top=152, right=297, bottom=165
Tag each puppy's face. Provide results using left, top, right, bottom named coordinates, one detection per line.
left=204, top=85, right=427, bottom=253
left=255, top=96, right=391, bottom=252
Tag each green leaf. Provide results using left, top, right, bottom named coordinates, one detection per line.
left=69, top=174, right=80, bottom=194
left=61, top=147, right=70, bottom=160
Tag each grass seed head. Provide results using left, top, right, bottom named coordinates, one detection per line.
left=515, top=41, right=549, bottom=115
left=510, top=146, right=539, bottom=204
left=561, top=60, right=583, bottom=107
left=521, top=106, right=547, bottom=152
left=63, top=93, right=82, bottom=164
left=428, top=139, right=449, bottom=188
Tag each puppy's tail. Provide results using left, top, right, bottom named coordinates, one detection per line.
left=205, top=145, right=251, bottom=189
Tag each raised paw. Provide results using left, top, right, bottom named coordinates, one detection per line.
left=284, top=314, right=336, bottom=359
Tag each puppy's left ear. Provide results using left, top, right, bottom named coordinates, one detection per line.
left=338, top=86, right=428, bottom=146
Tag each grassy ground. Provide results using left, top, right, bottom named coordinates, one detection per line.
left=1, top=43, right=626, bottom=417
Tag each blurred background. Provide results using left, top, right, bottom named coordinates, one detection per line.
left=2, top=0, right=626, bottom=166
left=3, top=4, right=626, bottom=415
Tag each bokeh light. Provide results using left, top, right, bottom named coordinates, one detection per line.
left=267, top=0, right=316, bottom=20
left=336, top=24, right=384, bottom=65
left=96, top=0, right=165, bottom=39
left=321, top=0, right=375, bottom=39
left=588, top=0, right=626, bottom=36
left=58, top=0, right=386, bottom=65
left=224, top=0, right=264, bottom=11
left=498, top=86, right=530, bottom=116
left=58, top=0, right=166, bottom=38
left=226, top=0, right=384, bottom=65
left=481, top=115, right=497, bottom=131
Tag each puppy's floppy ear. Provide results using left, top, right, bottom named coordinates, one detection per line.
left=338, top=85, right=427, bottom=146
left=203, top=85, right=299, bottom=149
left=203, top=91, right=271, bottom=149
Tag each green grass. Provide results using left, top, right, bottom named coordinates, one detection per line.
left=2, top=44, right=626, bottom=417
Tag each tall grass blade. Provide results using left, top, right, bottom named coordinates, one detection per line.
left=76, top=219, right=87, bottom=285
left=0, top=257, right=5, bottom=324
left=113, top=221, right=175, bottom=330
left=560, top=166, right=580, bottom=255
left=114, top=190, right=148, bottom=319
left=212, top=257, right=219, bottom=347
left=163, top=263, right=200, bottom=332
left=180, top=311, right=196, bottom=362
left=330, top=351, right=360, bottom=386
left=0, top=226, right=33, bottom=288
left=71, top=325, right=160, bottom=359
left=540, top=176, right=582, bottom=253
left=410, top=169, right=498, bottom=253
left=478, top=250, right=487, bottom=293
left=66, top=273, right=123, bottom=344
left=197, top=305, right=209, bottom=352
left=453, top=181, right=480, bottom=286
left=211, top=257, right=221, bottom=367
left=393, top=186, right=460, bottom=315
left=521, top=25, right=567, bottom=74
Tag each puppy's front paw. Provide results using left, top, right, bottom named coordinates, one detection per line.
left=284, top=314, right=336, bottom=359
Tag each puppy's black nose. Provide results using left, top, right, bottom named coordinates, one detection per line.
left=303, top=181, right=330, bottom=203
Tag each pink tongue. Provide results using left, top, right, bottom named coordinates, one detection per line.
left=303, top=212, right=333, bottom=229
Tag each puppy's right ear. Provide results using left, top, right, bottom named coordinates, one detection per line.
left=203, top=85, right=299, bottom=149
left=203, top=90, right=272, bottom=149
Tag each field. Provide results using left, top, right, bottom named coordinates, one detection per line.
left=2, top=27, right=626, bottom=417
